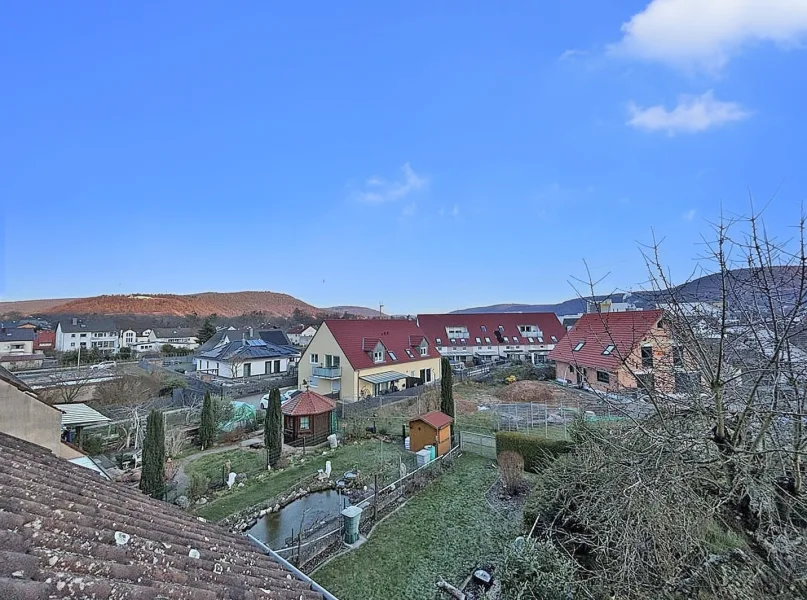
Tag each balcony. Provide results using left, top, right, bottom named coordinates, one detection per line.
left=313, top=366, right=342, bottom=379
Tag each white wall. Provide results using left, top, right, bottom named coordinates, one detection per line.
left=195, top=356, right=292, bottom=379
left=0, top=339, right=34, bottom=355
left=56, top=324, right=119, bottom=352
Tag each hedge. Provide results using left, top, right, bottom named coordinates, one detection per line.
left=495, top=431, right=572, bottom=472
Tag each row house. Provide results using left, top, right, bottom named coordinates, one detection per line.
left=55, top=318, right=119, bottom=353
left=416, top=312, right=566, bottom=365
left=297, top=319, right=441, bottom=401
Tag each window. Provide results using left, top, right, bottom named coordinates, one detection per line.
left=435, top=337, right=442, bottom=345
left=299, top=416, right=310, bottom=431
left=388, top=350, right=398, bottom=361
left=460, top=338, right=466, bottom=345
left=602, top=344, right=615, bottom=355
left=373, top=349, right=384, bottom=363
left=70, top=342, right=75, bottom=347
left=551, top=335, right=558, bottom=343
left=673, top=346, right=684, bottom=368
left=419, top=345, right=428, bottom=356
left=71, top=334, right=76, bottom=338
left=405, top=348, right=414, bottom=358
left=597, top=371, right=610, bottom=384
left=513, top=336, right=519, bottom=343
left=80, top=333, right=87, bottom=338
left=310, top=353, right=319, bottom=364
left=243, top=363, right=251, bottom=377
left=498, top=325, right=504, bottom=332
left=484, top=337, right=491, bottom=344
left=528, top=337, right=534, bottom=343
left=450, top=338, right=457, bottom=345
left=641, top=346, right=654, bottom=368
left=475, top=337, right=481, bottom=344
left=503, top=337, right=509, bottom=343
left=573, top=341, right=585, bottom=352
left=480, top=325, right=487, bottom=332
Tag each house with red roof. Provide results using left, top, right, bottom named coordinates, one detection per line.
left=416, top=312, right=566, bottom=365
left=297, top=319, right=442, bottom=401
left=547, top=309, right=679, bottom=394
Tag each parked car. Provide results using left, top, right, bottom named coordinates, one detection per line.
left=90, top=361, right=116, bottom=370
left=260, top=389, right=302, bottom=410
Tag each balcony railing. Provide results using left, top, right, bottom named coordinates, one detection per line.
left=312, top=366, right=342, bottom=378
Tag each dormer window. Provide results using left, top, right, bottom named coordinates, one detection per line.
left=419, top=345, right=428, bottom=357
left=436, top=337, right=442, bottom=345
left=373, top=349, right=385, bottom=363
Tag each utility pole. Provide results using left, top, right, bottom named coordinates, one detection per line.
left=77, top=345, right=81, bottom=370
left=379, top=303, right=384, bottom=318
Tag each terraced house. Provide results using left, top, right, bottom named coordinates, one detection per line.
left=416, top=312, right=566, bottom=365
left=298, top=319, right=441, bottom=401
left=55, top=317, right=119, bottom=353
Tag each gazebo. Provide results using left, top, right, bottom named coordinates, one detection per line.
left=281, top=390, right=337, bottom=445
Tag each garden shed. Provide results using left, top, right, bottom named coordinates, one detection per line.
left=282, top=390, right=336, bottom=445
left=409, top=410, right=453, bottom=457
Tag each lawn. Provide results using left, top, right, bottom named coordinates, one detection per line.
left=314, top=454, right=518, bottom=600
left=190, top=439, right=411, bottom=522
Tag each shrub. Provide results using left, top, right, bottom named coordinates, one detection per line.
left=188, top=472, right=209, bottom=501
left=495, top=432, right=572, bottom=472
left=499, top=539, right=574, bottom=600
left=498, top=450, right=526, bottom=495
left=256, top=409, right=266, bottom=425
left=80, top=434, right=104, bottom=456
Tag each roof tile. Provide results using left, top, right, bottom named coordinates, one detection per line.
left=324, top=319, right=434, bottom=370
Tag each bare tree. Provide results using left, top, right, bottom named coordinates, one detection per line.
left=38, top=370, right=96, bottom=405
left=531, top=209, right=807, bottom=598
left=94, top=373, right=163, bottom=407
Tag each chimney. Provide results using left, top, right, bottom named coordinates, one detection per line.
left=248, top=327, right=254, bottom=338
left=72, top=318, right=78, bottom=325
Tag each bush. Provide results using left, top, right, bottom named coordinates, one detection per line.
left=499, top=539, right=574, bottom=600
left=80, top=434, right=104, bottom=456
left=188, top=472, right=209, bottom=501
left=256, top=409, right=266, bottom=425
left=498, top=450, right=526, bottom=495
left=495, top=432, right=572, bottom=472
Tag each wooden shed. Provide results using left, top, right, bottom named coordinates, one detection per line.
left=409, top=410, right=453, bottom=457
left=282, top=390, right=337, bottom=445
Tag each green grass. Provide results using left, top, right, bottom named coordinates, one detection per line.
left=186, top=449, right=266, bottom=483
left=191, top=440, right=410, bottom=521
left=314, top=455, right=518, bottom=600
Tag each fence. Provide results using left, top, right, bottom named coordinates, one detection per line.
left=336, top=381, right=440, bottom=417
left=459, top=430, right=497, bottom=459
left=269, top=445, right=461, bottom=571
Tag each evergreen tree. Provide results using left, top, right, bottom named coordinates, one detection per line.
left=440, top=357, right=455, bottom=419
left=266, top=387, right=283, bottom=468
left=139, top=410, right=166, bottom=499
left=197, top=315, right=217, bottom=344
left=199, top=391, right=216, bottom=450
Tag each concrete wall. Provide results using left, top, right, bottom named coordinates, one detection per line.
left=0, top=381, right=62, bottom=455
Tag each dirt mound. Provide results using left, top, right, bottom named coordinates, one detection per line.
left=35, top=291, right=318, bottom=318
left=496, top=381, right=555, bottom=404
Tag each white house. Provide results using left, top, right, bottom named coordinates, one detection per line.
left=153, top=328, right=198, bottom=350
left=56, top=318, right=119, bottom=354
left=0, top=327, right=35, bottom=356
left=195, top=339, right=300, bottom=379
left=416, top=312, right=567, bottom=365
left=119, top=328, right=156, bottom=353
left=287, top=325, right=317, bottom=346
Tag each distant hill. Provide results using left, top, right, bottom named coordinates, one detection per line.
left=0, top=291, right=383, bottom=320
left=326, top=306, right=387, bottom=318
left=452, top=267, right=804, bottom=315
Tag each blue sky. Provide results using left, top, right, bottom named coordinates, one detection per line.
left=2, top=1, right=806, bottom=313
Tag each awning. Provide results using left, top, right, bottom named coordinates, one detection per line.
left=360, top=371, right=409, bottom=384
left=57, top=403, right=111, bottom=427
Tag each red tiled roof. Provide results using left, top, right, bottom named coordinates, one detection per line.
left=416, top=312, right=566, bottom=349
left=282, top=390, right=336, bottom=416
left=287, top=325, right=306, bottom=334
left=0, top=431, right=325, bottom=599
left=413, top=410, right=453, bottom=430
left=33, top=330, right=55, bottom=350
left=547, top=310, right=664, bottom=371
left=324, top=319, right=434, bottom=370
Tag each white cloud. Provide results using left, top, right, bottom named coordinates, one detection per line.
left=559, top=48, right=588, bottom=60
left=610, top=0, right=807, bottom=71
left=353, top=163, right=427, bottom=203
left=683, top=208, right=696, bottom=221
left=401, top=202, right=417, bottom=217
left=627, top=91, right=750, bottom=134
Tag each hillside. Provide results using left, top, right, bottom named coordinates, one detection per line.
left=452, top=267, right=804, bottom=315
left=2, top=292, right=319, bottom=318
left=326, top=305, right=386, bottom=318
